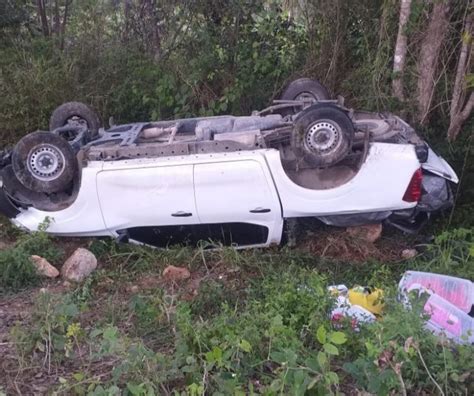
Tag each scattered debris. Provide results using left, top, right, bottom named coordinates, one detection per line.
left=399, top=271, right=474, bottom=344
left=162, top=265, right=191, bottom=282
left=348, top=286, right=384, bottom=315
left=30, top=255, right=59, bottom=278
left=328, top=284, right=384, bottom=329
left=346, top=223, right=382, bottom=243
left=328, top=271, right=474, bottom=343
left=60, top=247, right=97, bottom=282
left=401, top=248, right=418, bottom=259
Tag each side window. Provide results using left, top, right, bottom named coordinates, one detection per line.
left=204, top=223, right=269, bottom=246
left=122, top=223, right=269, bottom=248
left=124, top=225, right=196, bottom=248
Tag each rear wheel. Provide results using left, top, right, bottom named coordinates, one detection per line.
left=49, top=101, right=100, bottom=138
left=12, top=132, right=78, bottom=193
left=292, top=104, right=354, bottom=167
left=280, top=78, right=330, bottom=102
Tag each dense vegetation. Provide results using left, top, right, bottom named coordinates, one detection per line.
left=1, top=0, right=472, bottom=210
left=0, top=0, right=473, bottom=395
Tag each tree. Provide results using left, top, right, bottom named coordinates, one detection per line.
left=392, top=0, right=412, bottom=101
left=448, top=3, right=473, bottom=140
left=36, top=0, right=49, bottom=36
left=416, top=0, right=451, bottom=125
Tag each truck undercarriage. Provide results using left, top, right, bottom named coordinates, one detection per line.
left=0, top=79, right=457, bottom=237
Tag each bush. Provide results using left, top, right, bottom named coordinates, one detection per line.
left=0, top=227, right=61, bottom=291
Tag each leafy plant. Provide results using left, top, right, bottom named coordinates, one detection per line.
left=12, top=292, right=81, bottom=371
left=420, top=228, right=473, bottom=278
left=0, top=227, right=61, bottom=291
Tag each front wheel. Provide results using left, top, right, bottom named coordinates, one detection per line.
left=292, top=104, right=354, bottom=167
left=49, top=101, right=101, bottom=138
left=11, top=132, right=78, bottom=193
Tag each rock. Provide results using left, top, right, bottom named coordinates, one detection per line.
left=129, top=285, right=139, bottom=293
left=346, top=223, right=382, bottom=243
left=0, top=241, right=10, bottom=250
left=162, top=265, right=191, bottom=282
left=30, top=255, right=59, bottom=278
left=61, top=248, right=97, bottom=282
left=401, top=248, right=417, bottom=260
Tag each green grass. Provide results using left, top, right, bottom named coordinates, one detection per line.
left=2, top=226, right=473, bottom=395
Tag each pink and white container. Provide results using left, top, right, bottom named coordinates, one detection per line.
left=399, top=271, right=474, bottom=344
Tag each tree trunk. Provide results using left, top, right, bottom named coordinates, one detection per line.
left=53, top=0, right=60, bottom=34
left=37, top=0, right=50, bottom=37
left=123, top=0, right=132, bottom=41
left=140, top=0, right=161, bottom=59
left=392, top=0, right=412, bottom=101
left=447, top=92, right=473, bottom=140
left=60, top=0, right=71, bottom=50
left=416, top=1, right=450, bottom=124
left=448, top=7, right=473, bottom=141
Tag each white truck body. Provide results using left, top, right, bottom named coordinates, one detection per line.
left=12, top=142, right=423, bottom=248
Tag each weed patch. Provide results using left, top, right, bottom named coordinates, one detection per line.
left=2, top=228, right=474, bottom=394
left=0, top=229, right=61, bottom=291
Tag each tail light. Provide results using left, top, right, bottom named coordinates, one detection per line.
left=403, top=168, right=423, bottom=202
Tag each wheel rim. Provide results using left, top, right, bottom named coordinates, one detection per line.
left=66, top=115, right=88, bottom=128
left=295, top=91, right=317, bottom=101
left=27, top=144, right=66, bottom=181
left=304, top=120, right=342, bottom=154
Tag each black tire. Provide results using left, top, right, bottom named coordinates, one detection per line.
left=292, top=104, right=354, bottom=167
left=49, top=101, right=100, bottom=137
left=2, top=165, right=46, bottom=205
left=280, top=78, right=330, bottom=102
left=12, top=132, right=78, bottom=193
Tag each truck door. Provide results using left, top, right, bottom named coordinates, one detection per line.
left=97, top=164, right=198, bottom=247
left=193, top=159, right=283, bottom=247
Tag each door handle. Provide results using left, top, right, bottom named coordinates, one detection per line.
left=171, top=211, right=192, bottom=217
left=250, top=207, right=271, bottom=214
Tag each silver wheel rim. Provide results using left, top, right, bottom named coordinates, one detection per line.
left=27, top=144, right=66, bottom=181
left=304, top=120, right=342, bottom=154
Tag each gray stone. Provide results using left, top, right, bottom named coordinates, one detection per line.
left=61, top=248, right=97, bottom=282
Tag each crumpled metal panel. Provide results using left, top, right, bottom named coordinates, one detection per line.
left=418, top=174, right=453, bottom=212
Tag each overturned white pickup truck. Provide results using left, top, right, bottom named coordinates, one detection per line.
left=0, top=79, right=458, bottom=248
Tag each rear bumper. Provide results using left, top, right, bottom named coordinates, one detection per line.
left=387, top=174, right=454, bottom=233
left=385, top=209, right=430, bottom=233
